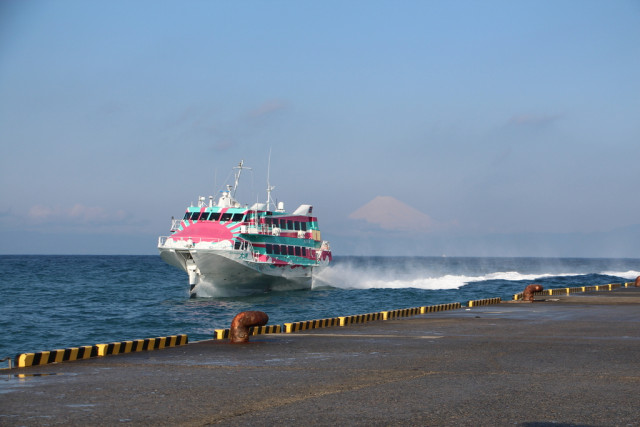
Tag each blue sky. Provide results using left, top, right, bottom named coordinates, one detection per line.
left=1, top=0, right=639, bottom=256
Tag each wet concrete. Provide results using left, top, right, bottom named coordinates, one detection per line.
left=1, top=288, right=639, bottom=426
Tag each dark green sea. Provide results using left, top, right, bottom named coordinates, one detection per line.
left=1, top=255, right=638, bottom=360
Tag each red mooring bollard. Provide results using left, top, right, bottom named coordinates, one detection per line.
left=230, top=311, right=269, bottom=343
left=522, top=284, right=544, bottom=302
left=635, top=276, right=640, bottom=288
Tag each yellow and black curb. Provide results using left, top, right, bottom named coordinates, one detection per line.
left=468, top=297, right=501, bottom=307
left=15, top=334, right=188, bottom=368
left=16, top=345, right=100, bottom=368
left=423, top=302, right=462, bottom=313
left=214, top=325, right=281, bottom=340
left=96, top=334, right=188, bottom=357
left=284, top=317, right=345, bottom=333
left=211, top=302, right=463, bottom=339
left=512, top=282, right=632, bottom=301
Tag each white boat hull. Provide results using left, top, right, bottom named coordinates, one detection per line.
left=159, top=247, right=320, bottom=297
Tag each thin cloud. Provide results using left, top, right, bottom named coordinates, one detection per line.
left=507, top=113, right=563, bottom=127
left=165, top=100, right=288, bottom=151
left=27, top=204, right=127, bottom=226
left=247, top=99, right=289, bottom=119
left=213, top=139, right=234, bottom=151
left=164, top=106, right=235, bottom=151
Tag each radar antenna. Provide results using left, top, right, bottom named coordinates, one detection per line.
left=232, top=160, right=251, bottom=198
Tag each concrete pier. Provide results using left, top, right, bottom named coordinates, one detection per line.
left=1, top=287, right=639, bottom=426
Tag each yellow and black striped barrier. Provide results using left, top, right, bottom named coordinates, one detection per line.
left=16, top=345, right=100, bottom=368
left=251, top=324, right=281, bottom=335
left=284, top=317, right=342, bottom=333
left=423, top=302, right=462, bottom=313
left=381, top=303, right=461, bottom=320
left=214, top=324, right=282, bottom=339
left=468, top=297, right=501, bottom=307
left=96, top=334, right=188, bottom=357
left=15, top=334, right=188, bottom=368
left=213, top=303, right=465, bottom=338
left=338, top=312, right=384, bottom=327
left=513, top=283, right=626, bottom=301
left=214, top=329, right=230, bottom=339
left=282, top=313, right=385, bottom=334
left=381, top=307, right=422, bottom=320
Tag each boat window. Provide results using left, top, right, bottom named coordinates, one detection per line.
left=232, top=213, right=244, bottom=222
left=302, top=247, right=307, bottom=257
left=295, top=246, right=301, bottom=256
left=287, top=220, right=293, bottom=230
left=183, top=212, right=190, bottom=220
left=301, top=222, right=307, bottom=231
left=266, top=244, right=273, bottom=254
left=288, top=246, right=295, bottom=255
left=190, top=212, right=201, bottom=220
left=280, top=245, right=287, bottom=255
left=200, top=212, right=210, bottom=221
left=272, top=245, right=280, bottom=255
left=209, top=212, right=221, bottom=221
left=294, top=222, right=300, bottom=231
left=220, top=213, right=232, bottom=222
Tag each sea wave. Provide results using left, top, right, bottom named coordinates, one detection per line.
left=600, top=270, right=640, bottom=280
left=314, top=264, right=580, bottom=290
left=315, top=262, right=640, bottom=291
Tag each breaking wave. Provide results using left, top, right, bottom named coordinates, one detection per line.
left=315, top=266, right=568, bottom=290
left=601, top=270, right=640, bottom=280
left=314, top=258, right=639, bottom=291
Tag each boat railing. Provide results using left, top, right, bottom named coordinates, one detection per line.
left=165, top=219, right=317, bottom=240
left=158, top=236, right=246, bottom=249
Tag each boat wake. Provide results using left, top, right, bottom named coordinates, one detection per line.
left=313, top=262, right=640, bottom=291
left=315, top=266, right=556, bottom=290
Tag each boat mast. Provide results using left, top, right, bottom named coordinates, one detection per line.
left=232, top=160, right=251, bottom=198
left=266, top=148, right=276, bottom=211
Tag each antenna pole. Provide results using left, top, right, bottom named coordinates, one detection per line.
left=266, top=148, right=275, bottom=210
left=232, top=160, right=251, bottom=197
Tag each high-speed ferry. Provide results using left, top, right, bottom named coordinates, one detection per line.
left=158, top=161, right=332, bottom=297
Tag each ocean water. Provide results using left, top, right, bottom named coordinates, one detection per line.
left=0, top=255, right=638, bottom=360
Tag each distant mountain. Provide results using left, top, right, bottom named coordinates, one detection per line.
left=348, top=196, right=436, bottom=232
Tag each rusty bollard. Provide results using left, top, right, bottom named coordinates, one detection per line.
left=230, top=311, right=269, bottom=343
left=635, top=276, right=640, bottom=287
left=522, top=284, right=544, bottom=302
